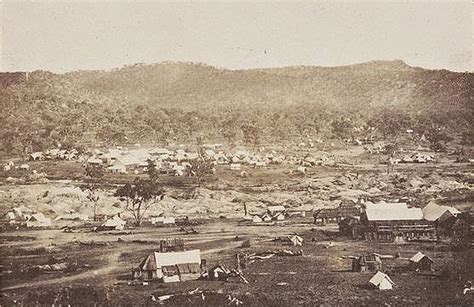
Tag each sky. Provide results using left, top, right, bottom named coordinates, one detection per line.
left=1, top=1, right=472, bottom=73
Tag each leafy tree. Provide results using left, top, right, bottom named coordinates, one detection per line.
left=331, top=117, right=352, bottom=140
left=241, top=121, right=260, bottom=148
left=81, top=164, right=104, bottom=221
left=115, top=162, right=164, bottom=226
left=368, top=106, right=412, bottom=140
left=146, top=159, right=159, bottom=181
left=220, top=118, right=237, bottom=146
left=425, top=128, right=452, bottom=152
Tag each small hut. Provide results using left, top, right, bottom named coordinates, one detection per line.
left=409, top=252, right=433, bottom=271
left=352, top=254, right=382, bottom=272
left=133, top=249, right=202, bottom=283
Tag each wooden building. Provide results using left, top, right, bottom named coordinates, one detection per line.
left=339, top=216, right=365, bottom=238
left=409, top=252, right=433, bottom=271
left=351, top=254, right=382, bottom=273
left=133, top=249, right=203, bottom=283
left=313, top=205, right=360, bottom=225
left=361, top=202, right=436, bottom=242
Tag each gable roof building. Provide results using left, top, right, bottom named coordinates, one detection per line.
left=107, top=160, right=127, bottom=173
left=409, top=252, right=434, bottom=271
left=362, top=202, right=434, bottom=242
left=314, top=206, right=360, bottom=225
left=135, top=249, right=202, bottom=282
left=422, top=202, right=461, bottom=222
left=364, top=202, right=423, bottom=222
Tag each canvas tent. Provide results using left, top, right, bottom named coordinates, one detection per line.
left=101, top=214, right=126, bottom=230
left=252, top=215, right=263, bottom=223
left=208, top=265, right=231, bottom=281
left=369, top=271, right=394, bottom=290
left=30, top=152, right=44, bottom=161
left=26, top=213, right=52, bottom=228
left=273, top=212, right=285, bottom=221
left=134, top=249, right=202, bottom=283
left=261, top=212, right=273, bottom=222
left=151, top=216, right=175, bottom=225
left=267, top=205, right=286, bottom=214
left=5, top=211, right=17, bottom=224
left=288, top=235, right=304, bottom=246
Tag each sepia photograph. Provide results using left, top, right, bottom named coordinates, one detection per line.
left=0, top=1, right=473, bottom=305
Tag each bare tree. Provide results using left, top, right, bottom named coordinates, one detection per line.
left=81, top=164, right=104, bottom=221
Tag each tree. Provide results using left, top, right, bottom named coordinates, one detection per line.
left=146, top=159, right=159, bottom=181
left=383, top=143, right=399, bottom=175
left=331, top=117, right=352, bottom=140
left=425, top=128, right=452, bottom=152
left=188, top=157, right=215, bottom=187
left=115, top=162, right=164, bottom=226
left=81, top=164, right=104, bottom=221
left=368, top=106, right=412, bottom=140
left=241, top=121, right=260, bottom=148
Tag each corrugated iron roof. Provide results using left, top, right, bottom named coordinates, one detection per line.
left=422, top=202, right=461, bottom=221
left=365, top=202, right=423, bottom=221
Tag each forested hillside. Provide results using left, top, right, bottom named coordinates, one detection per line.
left=1, top=60, right=472, bottom=155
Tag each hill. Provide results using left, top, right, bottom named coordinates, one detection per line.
left=0, top=61, right=472, bottom=155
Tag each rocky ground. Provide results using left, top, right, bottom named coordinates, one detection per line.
left=0, top=144, right=473, bottom=305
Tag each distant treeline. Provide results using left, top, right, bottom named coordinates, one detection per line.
left=1, top=61, right=472, bottom=155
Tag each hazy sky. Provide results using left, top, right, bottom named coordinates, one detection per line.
left=1, top=1, right=472, bottom=73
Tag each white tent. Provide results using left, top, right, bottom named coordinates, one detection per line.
left=267, top=205, right=286, bottom=214
left=230, top=164, right=242, bottom=171
left=26, top=213, right=52, bottom=227
left=152, top=216, right=175, bottom=225
left=102, top=214, right=126, bottom=230
left=288, top=235, right=304, bottom=246
left=252, top=215, right=263, bottom=223
left=369, top=271, right=394, bottom=290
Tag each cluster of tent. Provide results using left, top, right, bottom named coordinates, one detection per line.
left=4, top=207, right=52, bottom=228
left=3, top=207, right=130, bottom=230
left=3, top=161, right=33, bottom=172
left=30, top=148, right=79, bottom=161
left=246, top=205, right=287, bottom=223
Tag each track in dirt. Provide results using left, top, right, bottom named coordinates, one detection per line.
left=1, top=236, right=247, bottom=291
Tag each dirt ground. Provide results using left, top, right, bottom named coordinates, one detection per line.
left=1, top=220, right=473, bottom=306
